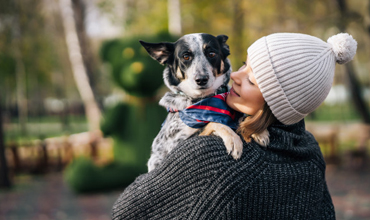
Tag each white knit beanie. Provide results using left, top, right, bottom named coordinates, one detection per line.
left=247, top=33, right=357, bottom=125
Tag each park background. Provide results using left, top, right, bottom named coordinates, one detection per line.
left=1, top=0, right=370, bottom=219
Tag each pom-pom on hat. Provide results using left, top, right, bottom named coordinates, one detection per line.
left=247, top=33, right=357, bottom=125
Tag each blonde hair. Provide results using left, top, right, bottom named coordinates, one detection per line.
left=237, top=103, right=277, bottom=142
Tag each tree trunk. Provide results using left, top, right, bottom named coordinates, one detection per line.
left=59, top=0, right=101, bottom=132
left=72, top=0, right=100, bottom=99
left=336, top=0, right=370, bottom=124
left=12, top=17, right=28, bottom=135
left=0, top=102, right=11, bottom=188
left=231, top=0, right=245, bottom=68
left=168, top=0, right=182, bottom=36
left=368, top=1, right=370, bottom=35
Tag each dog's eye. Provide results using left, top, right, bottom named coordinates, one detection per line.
left=183, top=53, right=191, bottom=60
left=208, top=52, right=216, bottom=58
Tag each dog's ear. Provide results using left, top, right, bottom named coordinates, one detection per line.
left=217, top=35, right=228, bottom=44
left=139, top=41, right=174, bottom=65
left=217, top=35, right=230, bottom=58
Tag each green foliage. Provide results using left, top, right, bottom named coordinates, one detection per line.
left=101, top=102, right=167, bottom=169
left=308, top=103, right=361, bottom=122
left=100, top=33, right=178, bottom=97
left=0, top=54, right=16, bottom=88
left=0, top=54, right=16, bottom=77
left=64, top=157, right=142, bottom=193
left=100, top=103, right=130, bottom=137
left=0, top=0, right=62, bottom=107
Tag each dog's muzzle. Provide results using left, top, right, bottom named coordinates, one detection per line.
left=195, top=75, right=209, bottom=86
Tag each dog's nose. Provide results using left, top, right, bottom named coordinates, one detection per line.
left=195, top=75, right=209, bottom=86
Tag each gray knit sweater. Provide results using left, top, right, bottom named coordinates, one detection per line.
left=112, top=120, right=335, bottom=219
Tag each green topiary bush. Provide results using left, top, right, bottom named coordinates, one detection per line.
left=65, top=157, right=142, bottom=193
left=100, top=102, right=167, bottom=170
left=100, top=32, right=177, bottom=97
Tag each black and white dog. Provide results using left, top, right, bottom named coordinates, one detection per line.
left=141, top=33, right=252, bottom=172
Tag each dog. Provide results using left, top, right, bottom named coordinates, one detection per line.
left=140, top=33, right=267, bottom=172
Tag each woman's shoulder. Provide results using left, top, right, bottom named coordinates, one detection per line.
left=171, top=135, right=238, bottom=161
left=167, top=134, right=267, bottom=173
left=264, top=120, right=326, bottom=167
left=174, top=135, right=261, bottom=158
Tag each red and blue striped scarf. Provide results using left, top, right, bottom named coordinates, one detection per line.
left=167, top=92, right=244, bottom=130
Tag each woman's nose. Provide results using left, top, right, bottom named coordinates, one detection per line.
left=230, top=70, right=240, bottom=84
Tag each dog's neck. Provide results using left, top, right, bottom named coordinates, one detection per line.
left=159, top=85, right=229, bottom=111
left=159, top=92, right=197, bottom=111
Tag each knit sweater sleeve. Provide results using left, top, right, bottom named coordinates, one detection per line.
left=111, top=135, right=249, bottom=219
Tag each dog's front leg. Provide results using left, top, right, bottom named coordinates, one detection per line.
left=200, top=122, right=243, bottom=159
left=147, top=152, right=163, bottom=172
left=251, top=130, right=270, bottom=147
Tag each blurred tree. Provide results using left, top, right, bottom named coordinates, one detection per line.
left=12, top=19, right=28, bottom=135
left=59, top=0, right=102, bottom=132
left=368, top=1, right=370, bottom=35
left=0, top=0, right=58, bottom=135
left=72, top=0, right=101, bottom=101
left=0, top=102, right=11, bottom=188
left=168, top=0, right=182, bottom=35
left=231, top=0, right=246, bottom=68
left=335, top=0, right=370, bottom=124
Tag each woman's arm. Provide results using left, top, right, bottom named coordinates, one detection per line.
left=111, top=136, right=233, bottom=219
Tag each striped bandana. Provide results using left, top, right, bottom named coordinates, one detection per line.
left=167, top=92, right=244, bottom=130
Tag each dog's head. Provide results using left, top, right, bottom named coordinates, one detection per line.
left=140, top=33, right=231, bottom=99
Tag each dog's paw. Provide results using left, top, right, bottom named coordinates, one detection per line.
left=251, top=129, right=270, bottom=147
left=223, top=131, right=243, bottom=159
left=200, top=122, right=243, bottom=160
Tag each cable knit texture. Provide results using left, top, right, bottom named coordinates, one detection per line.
left=112, top=120, right=335, bottom=219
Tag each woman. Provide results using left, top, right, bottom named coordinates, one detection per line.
left=112, top=32, right=357, bottom=219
